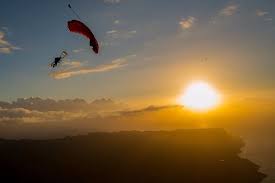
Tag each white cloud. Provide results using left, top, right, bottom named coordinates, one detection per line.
left=0, top=97, right=126, bottom=113
left=72, top=48, right=85, bottom=53
left=50, top=58, right=128, bottom=79
left=0, top=31, right=10, bottom=46
left=264, top=18, right=273, bottom=22
left=105, top=30, right=137, bottom=40
left=1, top=27, right=9, bottom=32
left=129, top=30, right=137, bottom=34
left=0, top=107, right=87, bottom=123
left=104, top=0, right=120, bottom=4
left=179, top=16, right=196, bottom=30
left=106, top=30, right=118, bottom=34
left=62, top=61, right=83, bottom=68
left=0, top=98, right=130, bottom=126
left=256, top=10, right=268, bottom=17
left=114, top=20, right=120, bottom=24
left=220, top=4, right=239, bottom=16
left=0, top=47, right=12, bottom=54
left=255, top=9, right=272, bottom=22
left=0, top=31, right=21, bottom=54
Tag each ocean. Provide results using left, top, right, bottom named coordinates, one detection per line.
left=241, top=134, right=275, bottom=183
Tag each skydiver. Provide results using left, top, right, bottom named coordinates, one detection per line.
left=50, top=51, right=68, bottom=68
left=51, top=56, right=62, bottom=68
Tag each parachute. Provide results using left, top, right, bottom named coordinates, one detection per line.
left=68, top=20, right=99, bottom=54
left=49, top=4, right=100, bottom=69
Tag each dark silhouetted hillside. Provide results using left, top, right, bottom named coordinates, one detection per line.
left=0, top=129, right=266, bottom=183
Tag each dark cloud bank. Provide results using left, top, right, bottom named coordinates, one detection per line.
left=0, top=97, right=274, bottom=139
left=0, top=97, right=185, bottom=139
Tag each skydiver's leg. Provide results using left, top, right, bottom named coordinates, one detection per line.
left=52, top=61, right=57, bottom=68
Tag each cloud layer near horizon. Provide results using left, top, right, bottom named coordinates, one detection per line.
left=0, top=97, right=186, bottom=139
left=1, top=97, right=275, bottom=139
left=0, top=98, right=181, bottom=125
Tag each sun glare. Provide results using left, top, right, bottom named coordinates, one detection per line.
left=179, top=81, right=220, bottom=111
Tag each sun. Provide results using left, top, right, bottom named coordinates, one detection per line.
left=179, top=81, right=220, bottom=111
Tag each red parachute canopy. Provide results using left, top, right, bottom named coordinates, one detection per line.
left=68, top=20, right=99, bottom=54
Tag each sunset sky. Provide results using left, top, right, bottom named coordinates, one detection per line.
left=0, top=0, right=275, bottom=106
left=1, top=2, right=275, bottom=181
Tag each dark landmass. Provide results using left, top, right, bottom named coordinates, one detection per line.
left=0, top=129, right=266, bottom=183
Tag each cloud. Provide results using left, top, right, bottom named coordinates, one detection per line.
left=0, top=97, right=128, bottom=125
left=256, top=10, right=268, bottom=17
left=0, top=99, right=180, bottom=125
left=0, top=100, right=201, bottom=139
left=119, top=105, right=181, bottom=116
left=0, top=47, right=13, bottom=54
left=106, top=30, right=118, bottom=34
left=220, top=4, right=239, bottom=16
left=129, top=30, right=137, bottom=34
left=264, top=18, right=272, bottom=22
left=50, top=58, right=128, bottom=79
left=255, top=9, right=272, bottom=22
left=50, top=55, right=136, bottom=79
left=1, top=27, right=9, bottom=33
left=114, top=20, right=120, bottom=25
left=104, top=0, right=120, bottom=4
left=179, top=17, right=196, bottom=30
left=1, top=96, right=275, bottom=139
left=0, top=107, right=87, bottom=123
left=103, top=30, right=137, bottom=47
left=0, top=97, right=126, bottom=113
left=62, top=61, right=83, bottom=68
left=106, top=30, right=137, bottom=39
left=0, top=47, right=21, bottom=54
left=0, top=98, right=188, bottom=138
left=72, top=48, right=85, bottom=53
left=0, top=31, right=21, bottom=54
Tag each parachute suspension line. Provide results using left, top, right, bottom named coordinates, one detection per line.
left=68, top=4, right=82, bottom=21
